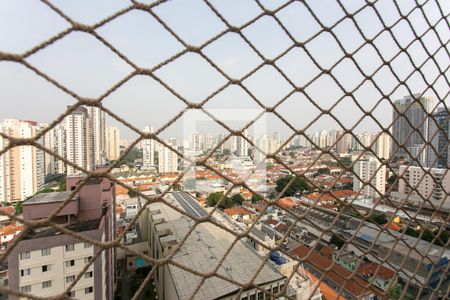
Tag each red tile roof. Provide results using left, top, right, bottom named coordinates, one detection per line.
left=276, top=197, right=295, bottom=209
left=224, top=207, right=254, bottom=217
left=264, top=219, right=279, bottom=226
left=0, top=223, right=23, bottom=237
left=320, top=246, right=335, bottom=259
left=357, top=262, right=396, bottom=280
left=290, top=245, right=386, bottom=299
left=275, top=223, right=289, bottom=233
left=0, top=206, right=14, bottom=217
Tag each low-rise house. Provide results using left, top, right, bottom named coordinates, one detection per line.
left=333, top=251, right=360, bottom=272
left=356, top=262, right=397, bottom=292
left=0, top=207, right=15, bottom=227
left=290, top=245, right=386, bottom=300
left=224, top=207, right=255, bottom=220
left=0, top=223, right=23, bottom=250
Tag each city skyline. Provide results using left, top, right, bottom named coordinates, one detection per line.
left=1, top=1, right=449, bottom=140
left=0, top=1, right=449, bottom=299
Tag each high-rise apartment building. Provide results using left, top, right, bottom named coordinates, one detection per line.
left=65, top=106, right=106, bottom=175
left=42, top=125, right=66, bottom=175
left=87, top=107, right=106, bottom=167
left=204, top=133, right=215, bottom=151
left=427, top=107, right=449, bottom=168
left=313, top=130, right=328, bottom=149
left=336, top=132, right=352, bottom=154
left=8, top=173, right=116, bottom=299
left=397, top=165, right=450, bottom=210
left=142, top=126, right=156, bottom=170
left=0, top=119, right=45, bottom=202
left=255, top=135, right=269, bottom=164
left=158, top=140, right=178, bottom=173
left=191, top=132, right=204, bottom=152
left=65, top=107, right=91, bottom=175
left=222, top=135, right=237, bottom=154
left=106, top=126, right=120, bottom=161
left=353, top=156, right=386, bottom=198
left=391, top=94, right=436, bottom=165
left=236, top=130, right=249, bottom=157
left=373, top=132, right=391, bottom=160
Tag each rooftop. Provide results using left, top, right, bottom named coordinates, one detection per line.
left=23, top=191, right=75, bottom=205
left=224, top=207, right=254, bottom=216
left=23, top=218, right=101, bottom=240
left=290, top=245, right=383, bottom=298
left=148, top=198, right=285, bottom=299
left=357, top=262, right=396, bottom=280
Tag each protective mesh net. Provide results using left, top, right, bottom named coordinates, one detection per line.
left=0, top=0, right=449, bottom=299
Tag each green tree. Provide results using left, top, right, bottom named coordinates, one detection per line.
left=119, top=147, right=143, bottom=165
left=405, top=227, right=419, bottom=238
left=231, top=194, right=244, bottom=206
left=338, top=157, right=352, bottom=167
left=342, top=182, right=353, bottom=190
left=315, top=167, right=330, bottom=177
left=207, top=192, right=234, bottom=209
left=14, top=201, right=23, bottom=215
left=58, top=180, right=66, bottom=191
left=388, top=174, right=398, bottom=184
left=275, top=175, right=309, bottom=197
left=173, top=183, right=182, bottom=191
left=371, top=213, right=388, bottom=225
left=330, top=234, right=345, bottom=249
left=251, top=193, right=263, bottom=203
left=128, top=189, right=138, bottom=198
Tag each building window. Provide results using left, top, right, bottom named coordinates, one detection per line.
left=85, top=287, right=93, bottom=294
left=67, top=291, right=75, bottom=297
left=20, top=269, right=31, bottom=277
left=65, top=260, right=75, bottom=267
left=42, top=280, right=52, bottom=289
left=20, top=252, right=30, bottom=260
left=84, top=271, right=93, bottom=278
left=84, top=242, right=92, bottom=248
left=20, top=285, right=31, bottom=293
left=65, top=244, right=75, bottom=252
left=66, top=275, right=75, bottom=283
left=84, top=256, right=93, bottom=264
left=41, top=248, right=51, bottom=256
left=42, top=265, right=51, bottom=272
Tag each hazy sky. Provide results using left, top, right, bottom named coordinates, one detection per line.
left=0, top=0, right=448, bottom=142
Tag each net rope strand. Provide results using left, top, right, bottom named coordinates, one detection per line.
left=0, top=0, right=448, bottom=299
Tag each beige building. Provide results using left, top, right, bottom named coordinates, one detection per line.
left=397, top=165, right=450, bottom=210
left=158, top=140, right=178, bottom=173
left=65, top=106, right=106, bottom=175
left=8, top=175, right=116, bottom=300
left=336, top=132, right=352, bottom=154
left=391, top=95, right=436, bottom=165
left=16, top=242, right=97, bottom=299
left=106, top=126, right=120, bottom=161
left=353, top=155, right=386, bottom=198
left=87, top=107, right=106, bottom=167
left=42, top=124, right=66, bottom=175
left=374, top=132, right=391, bottom=160
left=142, top=126, right=156, bottom=169
left=0, top=119, right=45, bottom=202
left=65, top=106, right=91, bottom=175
